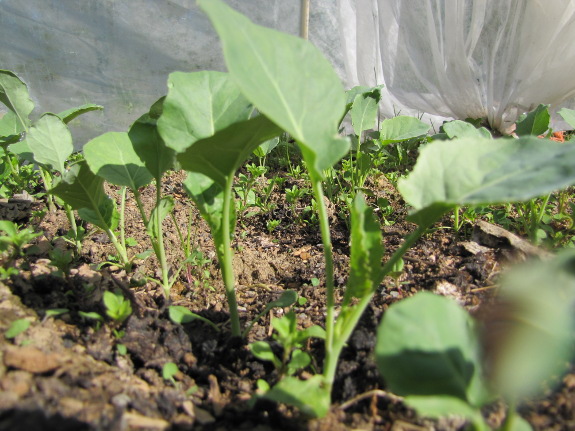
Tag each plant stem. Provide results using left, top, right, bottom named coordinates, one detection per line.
left=64, top=203, right=82, bottom=255
left=310, top=178, right=336, bottom=386
left=154, top=179, right=170, bottom=298
left=38, top=167, right=56, bottom=212
left=222, top=175, right=241, bottom=336
left=119, top=187, right=127, bottom=250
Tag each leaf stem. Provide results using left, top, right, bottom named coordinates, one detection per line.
left=155, top=178, right=170, bottom=298
left=222, top=174, right=241, bottom=336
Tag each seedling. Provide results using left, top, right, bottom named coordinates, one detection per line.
left=0, top=220, right=41, bottom=262
left=162, top=362, right=180, bottom=386
left=200, top=0, right=575, bottom=419
left=4, top=318, right=31, bottom=339
left=103, top=290, right=132, bottom=323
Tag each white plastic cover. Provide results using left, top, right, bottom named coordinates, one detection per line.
left=0, top=0, right=344, bottom=147
left=339, top=0, right=575, bottom=132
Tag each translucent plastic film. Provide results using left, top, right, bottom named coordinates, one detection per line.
left=340, top=0, right=575, bottom=132
left=0, top=0, right=343, bottom=146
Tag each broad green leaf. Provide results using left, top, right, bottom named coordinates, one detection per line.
left=488, top=250, right=575, bottom=400
left=84, top=131, right=153, bottom=189
left=0, top=70, right=33, bottom=131
left=515, top=104, right=550, bottom=137
left=376, top=292, right=492, bottom=407
left=199, top=0, right=349, bottom=180
left=56, top=104, right=103, bottom=124
left=0, top=111, right=24, bottom=142
left=182, top=172, right=235, bottom=260
left=253, top=137, right=279, bottom=159
left=27, top=113, right=73, bottom=174
left=350, top=92, right=379, bottom=136
left=129, top=108, right=175, bottom=179
left=260, top=375, right=331, bottom=418
left=158, top=71, right=252, bottom=153
left=177, top=115, right=282, bottom=188
left=399, top=137, right=575, bottom=226
left=559, top=107, right=575, bottom=129
left=250, top=341, right=281, bottom=368
left=147, top=196, right=174, bottom=240
left=5, top=318, right=31, bottom=339
left=344, top=85, right=384, bottom=115
left=343, top=194, right=384, bottom=303
left=404, top=396, right=488, bottom=431
left=8, top=139, right=34, bottom=163
left=379, top=116, right=430, bottom=145
left=50, top=161, right=119, bottom=231
left=442, top=120, right=491, bottom=139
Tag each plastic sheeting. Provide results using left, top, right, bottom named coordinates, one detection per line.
left=339, top=0, right=575, bottom=132
left=0, top=0, right=344, bottom=147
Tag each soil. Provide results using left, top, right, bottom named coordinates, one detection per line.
left=0, top=166, right=574, bottom=431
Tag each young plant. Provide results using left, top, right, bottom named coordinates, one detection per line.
left=103, top=289, right=132, bottom=323
left=0, top=220, right=41, bottom=264
left=376, top=250, right=575, bottom=430
left=157, top=70, right=282, bottom=336
left=196, top=0, right=575, bottom=419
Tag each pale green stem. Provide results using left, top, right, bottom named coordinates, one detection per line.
left=119, top=187, right=127, bottom=250
left=64, top=203, right=82, bottom=254
left=154, top=179, right=170, bottom=298
left=309, top=179, right=336, bottom=385
left=221, top=175, right=241, bottom=336
left=38, top=167, right=56, bottom=212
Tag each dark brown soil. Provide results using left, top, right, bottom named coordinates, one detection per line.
left=0, top=166, right=574, bottom=431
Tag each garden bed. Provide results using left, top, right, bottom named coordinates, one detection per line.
left=1, top=167, right=574, bottom=431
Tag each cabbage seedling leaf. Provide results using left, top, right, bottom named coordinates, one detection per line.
left=399, top=137, right=575, bottom=226
left=84, top=131, right=153, bottom=190
left=27, top=113, right=73, bottom=174
left=56, top=104, right=103, bottom=124
left=177, top=115, right=282, bottom=188
left=199, top=0, right=349, bottom=180
left=379, top=116, right=430, bottom=145
left=158, top=71, right=252, bottom=153
left=0, top=70, right=33, bottom=131
left=376, top=292, right=492, bottom=407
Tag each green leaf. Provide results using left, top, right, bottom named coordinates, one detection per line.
left=441, top=120, right=491, bottom=139
left=515, top=104, right=550, bottom=137
left=559, top=108, right=575, bottom=129
left=350, top=92, right=379, bottom=136
left=487, top=250, right=575, bottom=400
left=253, top=137, right=280, bottom=158
left=78, top=311, right=104, bottom=321
left=158, top=71, right=253, bottom=153
left=147, top=196, right=174, bottom=239
left=343, top=194, right=384, bottom=303
left=250, top=341, right=281, bottom=368
left=45, top=309, right=69, bottom=318
left=129, top=107, right=175, bottom=180
left=8, top=139, right=34, bottom=163
left=177, top=115, right=282, bottom=188
left=0, top=70, right=34, bottom=131
left=83, top=131, right=153, bottom=189
left=5, top=318, right=31, bottom=339
left=287, top=349, right=311, bottom=376
left=0, top=111, right=24, bottom=141
left=399, top=137, right=575, bottom=226
left=27, top=113, right=73, bottom=174
left=56, top=104, right=103, bottom=124
left=50, top=161, right=119, bottom=231
left=376, top=292, right=492, bottom=407
left=168, top=305, right=220, bottom=331
left=103, top=290, right=132, bottom=322
left=199, top=0, right=349, bottom=180
left=162, top=362, right=179, bottom=381
left=379, top=116, right=430, bottom=145
left=404, top=396, right=488, bottom=431
left=260, top=375, right=331, bottom=418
